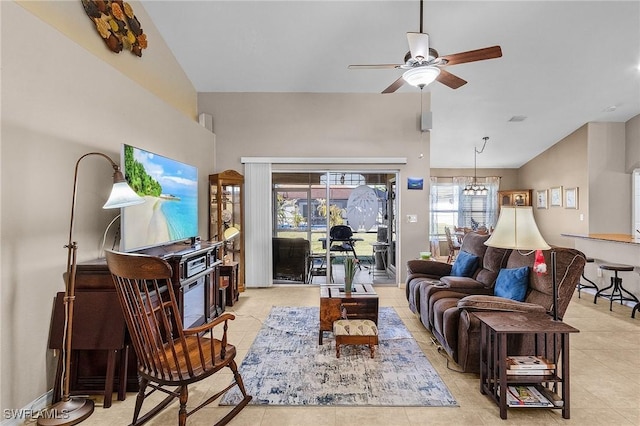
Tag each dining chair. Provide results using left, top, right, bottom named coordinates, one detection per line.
left=105, top=250, right=252, bottom=426
left=444, top=226, right=461, bottom=264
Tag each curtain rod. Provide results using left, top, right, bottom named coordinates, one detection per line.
left=430, top=176, right=502, bottom=179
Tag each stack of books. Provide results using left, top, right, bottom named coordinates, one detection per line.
left=506, top=385, right=555, bottom=407
left=506, top=355, right=555, bottom=376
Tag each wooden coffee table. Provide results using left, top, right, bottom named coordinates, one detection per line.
left=319, top=283, right=378, bottom=344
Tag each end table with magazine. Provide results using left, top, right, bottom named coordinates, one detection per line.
left=475, top=311, right=579, bottom=420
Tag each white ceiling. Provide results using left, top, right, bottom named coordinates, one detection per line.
left=140, top=1, right=640, bottom=168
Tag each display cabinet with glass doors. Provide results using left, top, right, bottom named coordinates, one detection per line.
left=209, top=170, right=244, bottom=292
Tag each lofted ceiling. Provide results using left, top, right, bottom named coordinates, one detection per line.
left=140, top=1, right=640, bottom=169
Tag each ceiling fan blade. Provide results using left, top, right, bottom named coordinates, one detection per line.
left=382, top=76, right=405, bottom=94
left=407, top=32, right=429, bottom=61
left=440, top=45, right=502, bottom=66
left=348, top=64, right=402, bottom=70
left=436, top=69, right=467, bottom=89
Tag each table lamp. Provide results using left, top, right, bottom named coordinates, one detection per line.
left=484, top=206, right=560, bottom=321
left=38, top=152, right=144, bottom=426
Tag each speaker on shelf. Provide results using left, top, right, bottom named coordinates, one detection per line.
left=421, top=111, right=432, bottom=132
left=198, top=113, right=213, bottom=132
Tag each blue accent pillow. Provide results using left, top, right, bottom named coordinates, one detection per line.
left=494, top=267, right=530, bottom=302
left=450, top=250, right=479, bottom=277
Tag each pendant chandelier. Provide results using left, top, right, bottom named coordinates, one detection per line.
left=463, top=136, right=489, bottom=196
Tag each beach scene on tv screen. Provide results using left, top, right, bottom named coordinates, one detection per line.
left=122, top=145, right=198, bottom=251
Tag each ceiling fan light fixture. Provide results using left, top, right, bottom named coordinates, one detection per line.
left=402, top=66, right=441, bottom=88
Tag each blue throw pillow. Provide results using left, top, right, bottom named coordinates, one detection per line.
left=450, top=250, right=479, bottom=277
left=494, top=267, right=530, bottom=302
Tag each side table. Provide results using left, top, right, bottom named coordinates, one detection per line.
left=219, top=261, right=239, bottom=306
left=475, top=311, right=579, bottom=420
left=49, top=292, right=128, bottom=408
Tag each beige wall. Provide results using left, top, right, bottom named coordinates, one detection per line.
left=519, top=125, right=590, bottom=247
left=16, top=0, right=197, bottom=119
left=587, top=122, right=629, bottom=234
left=198, top=92, right=432, bottom=283
left=626, top=114, right=640, bottom=171
left=518, top=118, right=638, bottom=247
left=1, top=1, right=213, bottom=410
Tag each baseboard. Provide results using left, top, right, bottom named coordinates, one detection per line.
left=1, top=390, right=52, bottom=425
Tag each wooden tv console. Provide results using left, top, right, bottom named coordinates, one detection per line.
left=48, top=241, right=224, bottom=407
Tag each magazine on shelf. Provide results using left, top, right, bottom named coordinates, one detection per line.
left=506, top=355, right=556, bottom=370
left=536, top=386, right=564, bottom=407
left=506, top=369, right=553, bottom=376
left=506, top=385, right=554, bottom=407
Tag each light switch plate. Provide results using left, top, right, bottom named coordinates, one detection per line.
left=407, top=214, right=418, bottom=223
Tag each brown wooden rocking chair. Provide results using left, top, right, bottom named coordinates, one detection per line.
left=105, top=250, right=251, bottom=426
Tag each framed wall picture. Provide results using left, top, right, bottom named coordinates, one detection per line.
left=536, top=189, right=548, bottom=209
left=550, top=186, right=563, bottom=207
left=407, top=177, right=424, bottom=190
left=565, top=187, right=578, bottom=209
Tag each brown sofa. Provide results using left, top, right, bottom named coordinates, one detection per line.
left=273, top=237, right=310, bottom=282
left=406, top=234, right=586, bottom=372
left=407, top=232, right=509, bottom=321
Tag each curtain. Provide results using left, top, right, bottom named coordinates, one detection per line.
left=454, top=176, right=500, bottom=229
left=484, top=176, right=500, bottom=227
left=453, top=176, right=470, bottom=229
left=244, top=162, right=272, bottom=287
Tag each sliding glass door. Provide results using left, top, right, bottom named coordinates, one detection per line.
left=272, top=171, right=397, bottom=285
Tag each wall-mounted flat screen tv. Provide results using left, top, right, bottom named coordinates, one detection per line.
left=120, top=144, right=198, bottom=252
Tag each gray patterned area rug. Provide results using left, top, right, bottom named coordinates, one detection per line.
left=220, top=306, right=458, bottom=407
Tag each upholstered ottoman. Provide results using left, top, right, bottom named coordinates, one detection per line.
left=333, top=319, right=379, bottom=358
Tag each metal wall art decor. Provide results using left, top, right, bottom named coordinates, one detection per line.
left=81, top=0, right=148, bottom=57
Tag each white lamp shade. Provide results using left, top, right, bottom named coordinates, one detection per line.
left=103, top=181, right=145, bottom=209
left=224, top=226, right=240, bottom=240
left=402, top=66, right=441, bottom=87
left=484, top=206, right=551, bottom=250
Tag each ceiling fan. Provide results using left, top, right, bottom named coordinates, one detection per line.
left=348, top=0, right=502, bottom=93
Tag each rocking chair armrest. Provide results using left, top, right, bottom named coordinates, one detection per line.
left=183, top=312, right=236, bottom=335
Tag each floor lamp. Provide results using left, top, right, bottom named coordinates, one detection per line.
left=38, top=152, right=144, bottom=426
left=484, top=206, right=560, bottom=321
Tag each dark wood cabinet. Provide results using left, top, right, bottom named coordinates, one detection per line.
left=209, top=170, right=245, bottom=292
left=219, top=261, right=239, bottom=306
left=498, top=189, right=532, bottom=213
left=48, top=241, right=223, bottom=405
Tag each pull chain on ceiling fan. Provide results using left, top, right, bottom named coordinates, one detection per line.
left=348, top=0, right=502, bottom=93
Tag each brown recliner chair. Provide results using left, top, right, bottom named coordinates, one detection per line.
left=432, top=247, right=586, bottom=373
left=405, top=232, right=509, bottom=326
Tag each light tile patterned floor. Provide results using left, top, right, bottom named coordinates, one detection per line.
left=83, top=285, right=639, bottom=425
